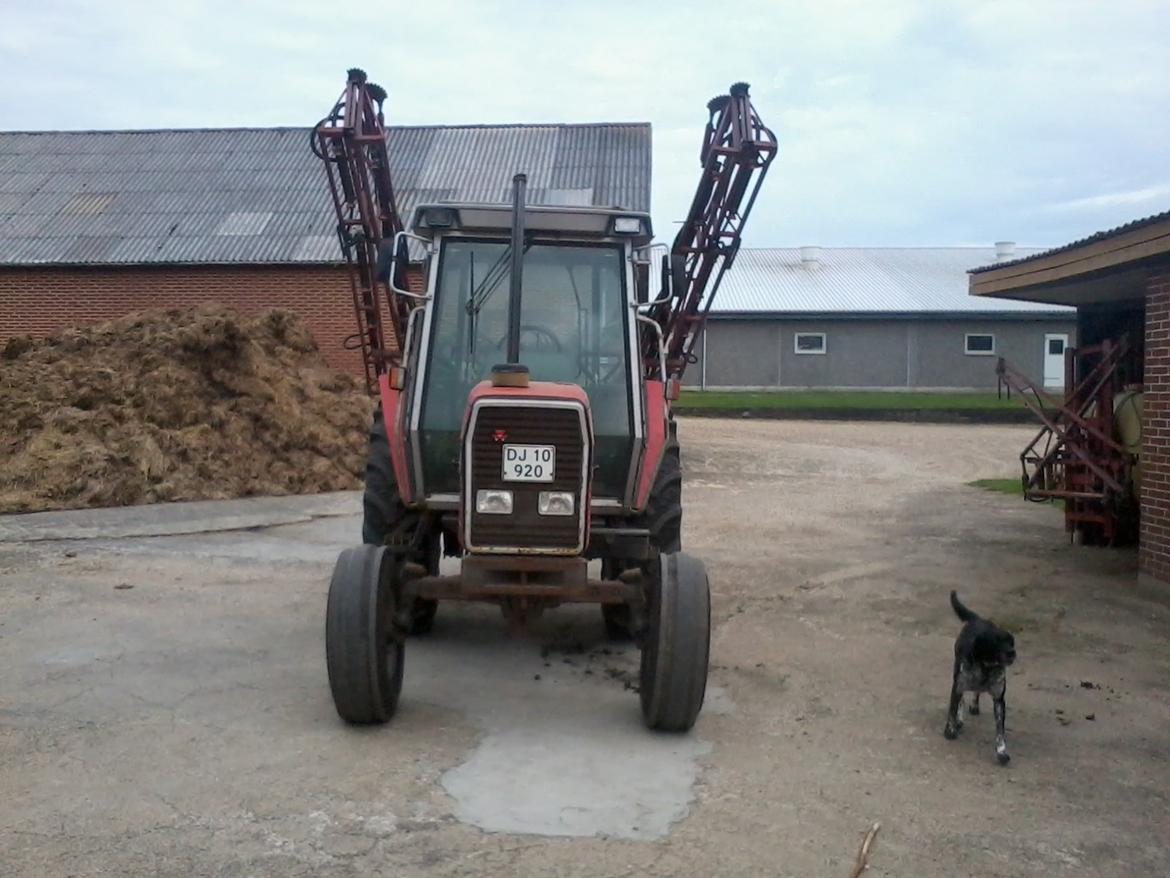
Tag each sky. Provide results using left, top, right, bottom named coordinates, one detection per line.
left=1, top=0, right=1167, bottom=250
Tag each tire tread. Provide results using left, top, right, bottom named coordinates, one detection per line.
left=325, top=545, right=404, bottom=725
left=640, top=551, right=710, bottom=731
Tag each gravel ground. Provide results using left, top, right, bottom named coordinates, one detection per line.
left=1, top=418, right=1168, bottom=877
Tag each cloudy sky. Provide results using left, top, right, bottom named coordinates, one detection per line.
left=2, top=0, right=1167, bottom=249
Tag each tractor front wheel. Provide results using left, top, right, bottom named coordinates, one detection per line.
left=639, top=551, right=710, bottom=732
left=325, top=545, right=404, bottom=724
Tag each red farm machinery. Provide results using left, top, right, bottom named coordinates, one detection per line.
left=997, top=338, right=1142, bottom=546
left=312, top=69, right=777, bottom=731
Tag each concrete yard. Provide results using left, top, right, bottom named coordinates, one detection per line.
left=1, top=419, right=1168, bottom=877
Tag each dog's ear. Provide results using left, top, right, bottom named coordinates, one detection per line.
left=999, top=631, right=1017, bottom=659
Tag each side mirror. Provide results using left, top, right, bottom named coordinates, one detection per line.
left=375, top=234, right=412, bottom=290
left=393, top=234, right=411, bottom=291
left=634, top=261, right=649, bottom=305
left=670, top=254, right=687, bottom=302
left=657, top=254, right=670, bottom=303
left=376, top=239, right=395, bottom=284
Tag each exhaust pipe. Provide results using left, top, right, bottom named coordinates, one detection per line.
left=505, top=173, right=527, bottom=365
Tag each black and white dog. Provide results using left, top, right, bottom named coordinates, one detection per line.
left=944, top=591, right=1017, bottom=764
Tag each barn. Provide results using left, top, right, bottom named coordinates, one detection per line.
left=688, top=245, right=1076, bottom=390
left=0, top=123, right=651, bottom=374
left=969, top=210, right=1170, bottom=582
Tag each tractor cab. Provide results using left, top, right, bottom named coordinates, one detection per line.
left=399, top=200, right=656, bottom=523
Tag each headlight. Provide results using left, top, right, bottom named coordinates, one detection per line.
left=612, top=216, right=643, bottom=235
left=421, top=206, right=457, bottom=228
left=537, top=491, right=574, bottom=516
left=476, top=489, right=513, bottom=514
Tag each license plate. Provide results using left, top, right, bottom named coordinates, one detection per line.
left=502, top=444, right=555, bottom=482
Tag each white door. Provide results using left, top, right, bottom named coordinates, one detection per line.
left=1044, top=333, right=1069, bottom=388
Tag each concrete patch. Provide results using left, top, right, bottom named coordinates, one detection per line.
left=0, top=492, right=360, bottom=542
left=408, top=608, right=713, bottom=840
left=442, top=719, right=709, bottom=840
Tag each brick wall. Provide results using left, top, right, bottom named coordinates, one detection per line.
left=1141, top=269, right=1170, bottom=581
left=0, top=264, right=367, bottom=375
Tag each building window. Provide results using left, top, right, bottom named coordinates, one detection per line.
left=795, top=332, right=827, bottom=355
left=964, top=333, right=996, bottom=356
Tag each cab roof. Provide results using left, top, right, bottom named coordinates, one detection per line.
left=409, top=202, right=653, bottom=246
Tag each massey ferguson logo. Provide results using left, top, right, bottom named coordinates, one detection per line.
left=492, top=429, right=507, bottom=443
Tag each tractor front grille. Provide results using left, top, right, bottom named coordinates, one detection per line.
left=465, top=403, right=588, bottom=553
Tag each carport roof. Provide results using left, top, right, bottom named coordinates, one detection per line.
left=712, top=247, right=1073, bottom=317
left=0, top=123, right=651, bottom=267
left=969, top=209, right=1170, bottom=306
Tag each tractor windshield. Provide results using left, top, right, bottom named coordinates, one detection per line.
left=418, top=238, right=634, bottom=499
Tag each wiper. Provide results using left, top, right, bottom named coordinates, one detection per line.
left=466, top=238, right=533, bottom=317
left=465, top=240, right=534, bottom=358
left=466, top=250, right=477, bottom=357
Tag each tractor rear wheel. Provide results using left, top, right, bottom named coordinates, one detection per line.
left=363, top=408, right=438, bottom=634
left=325, top=545, right=404, bottom=724
left=642, top=420, right=683, bottom=553
left=639, top=551, right=710, bottom=732
left=603, top=419, right=683, bottom=639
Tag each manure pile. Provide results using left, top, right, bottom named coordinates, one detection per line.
left=0, top=306, right=374, bottom=514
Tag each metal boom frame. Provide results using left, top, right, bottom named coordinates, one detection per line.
left=996, top=339, right=1136, bottom=544
left=312, top=68, right=406, bottom=391
left=650, top=82, right=778, bottom=381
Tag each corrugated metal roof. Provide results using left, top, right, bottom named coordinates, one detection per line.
left=0, top=123, right=651, bottom=267
left=968, top=208, right=1170, bottom=273
left=713, top=247, right=1074, bottom=315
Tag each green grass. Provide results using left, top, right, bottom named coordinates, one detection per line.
left=968, top=478, right=1063, bottom=509
left=967, top=478, right=1024, bottom=495
left=676, top=390, right=1024, bottom=411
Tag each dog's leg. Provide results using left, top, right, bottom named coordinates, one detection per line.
left=992, top=681, right=1009, bottom=765
left=968, top=692, right=980, bottom=715
left=944, top=665, right=963, bottom=739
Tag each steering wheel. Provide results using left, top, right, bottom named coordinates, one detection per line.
left=496, top=325, right=562, bottom=353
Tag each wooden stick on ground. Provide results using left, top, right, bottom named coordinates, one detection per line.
left=847, top=822, right=881, bottom=878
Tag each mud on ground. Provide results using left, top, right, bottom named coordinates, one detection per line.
left=0, top=306, right=371, bottom=513
left=1, top=419, right=1168, bottom=877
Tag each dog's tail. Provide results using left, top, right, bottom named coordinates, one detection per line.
left=950, top=590, right=978, bottom=623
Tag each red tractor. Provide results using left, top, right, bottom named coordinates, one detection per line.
left=313, top=69, right=776, bottom=731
